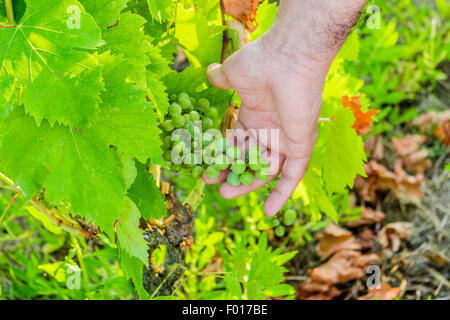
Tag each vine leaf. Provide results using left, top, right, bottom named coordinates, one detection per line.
left=117, top=197, right=149, bottom=265
left=321, top=106, right=367, bottom=194
left=79, top=0, right=128, bottom=30
left=92, top=53, right=164, bottom=164
left=0, top=108, right=126, bottom=238
left=0, top=0, right=104, bottom=127
left=128, top=161, right=166, bottom=220
left=223, top=0, right=261, bottom=32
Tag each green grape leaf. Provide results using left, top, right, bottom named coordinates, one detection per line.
left=147, top=0, right=173, bottom=22
left=175, top=3, right=225, bottom=67
left=128, top=161, right=166, bottom=220
left=0, top=0, right=6, bottom=22
left=101, top=12, right=151, bottom=86
left=321, top=106, right=367, bottom=194
left=79, top=0, right=128, bottom=30
left=117, top=197, right=149, bottom=264
left=0, top=108, right=126, bottom=238
left=118, top=153, right=137, bottom=189
left=251, top=0, right=278, bottom=41
left=0, top=0, right=104, bottom=127
left=119, top=248, right=149, bottom=300
left=92, top=54, right=163, bottom=164
left=338, top=32, right=360, bottom=62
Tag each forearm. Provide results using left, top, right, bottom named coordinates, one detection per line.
left=262, top=0, right=366, bottom=68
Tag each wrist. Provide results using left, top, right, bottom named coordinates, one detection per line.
left=260, top=0, right=366, bottom=69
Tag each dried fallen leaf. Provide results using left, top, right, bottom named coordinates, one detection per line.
left=358, top=283, right=400, bottom=300
left=354, top=160, right=426, bottom=204
left=296, top=278, right=342, bottom=300
left=434, top=119, right=450, bottom=146
left=223, top=0, right=262, bottom=32
left=378, top=222, right=412, bottom=252
left=364, top=135, right=384, bottom=160
left=409, top=110, right=450, bottom=133
left=392, top=135, right=426, bottom=157
left=346, top=207, right=386, bottom=227
left=342, top=95, right=380, bottom=136
left=308, top=250, right=379, bottom=284
left=318, top=223, right=361, bottom=260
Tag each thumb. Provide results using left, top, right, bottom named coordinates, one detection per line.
left=207, top=63, right=232, bottom=90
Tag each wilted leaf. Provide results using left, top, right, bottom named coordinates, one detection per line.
left=378, top=222, right=412, bottom=252
left=346, top=207, right=385, bottom=227
left=434, top=120, right=450, bottom=146
left=342, top=95, right=380, bottom=136
left=392, top=135, right=426, bottom=157
left=409, top=110, right=450, bottom=133
left=317, top=223, right=361, bottom=260
left=224, top=0, right=262, bottom=32
left=296, top=278, right=341, bottom=300
left=358, top=283, right=400, bottom=300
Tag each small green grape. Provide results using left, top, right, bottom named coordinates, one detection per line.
left=283, top=209, right=297, bottom=226
left=255, top=170, right=270, bottom=182
left=227, top=172, right=241, bottom=187
left=169, top=94, right=178, bottom=102
left=205, top=166, right=220, bottom=180
left=230, top=160, right=246, bottom=174
left=192, top=166, right=204, bottom=178
left=272, top=218, right=280, bottom=227
left=162, top=119, right=174, bottom=131
left=178, top=92, right=190, bottom=101
left=216, top=138, right=229, bottom=153
left=246, top=146, right=260, bottom=162
left=240, top=171, right=254, bottom=186
left=249, top=162, right=261, bottom=171
left=275, top=226, right=285, bottom=237
left=169, top=103, right=182, bottom=115
left=163, top=136, right=171, bottom=145
left=227, top=146, right=241, bottom=160
left=202, top=133, right=214, bottom=147
left=197, top=98, right=210, bottom=111
left=184, top=114, right=190, bottom=122
left=202, top=118, right=214, bottom=130
left=179, top=96, right=192, bottom=110
left=172, top=114, right=185, bottom=128
left=206, top=107, right=218, bottom=119
left=189, top=111, right=200, bottom=122
left=214, top=154, right=230, bottom=171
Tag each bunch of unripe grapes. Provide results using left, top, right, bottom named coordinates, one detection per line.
left=264, top=208, right=297, bottom=237
left=204, top=144, right=270, bottom=187
left=161, top=92, right=270, bottom=186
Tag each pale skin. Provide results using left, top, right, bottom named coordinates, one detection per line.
left=204, top=0, right=367, bottom=216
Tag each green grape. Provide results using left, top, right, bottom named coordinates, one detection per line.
left=246, top=146, right=260, bottom=162
left=216, top=138, right=228, bottom=152
left=169, top=94, right=178, bottom=102
left=190, top=97, right=196, bottom=105
left=197, top=98, right=210, bottom=111
left=193, top=125, right=201, bottom=137
left=255, top=170, right=270, bottom=182
left=205, top=166, right=220, bottom=180
left=283, top=209, right=297, bottom=226
left=184, top=114, right=190, bottom=122
left=240, top=171, right=254, bottom=186
left=178, top=92, right=190, bottom=101
left=272, top=218, right=280, bottom=227
left=192, top=140, right=200, bottom=150
left=249, top=162, right=261, bottom=171
left=275, top=226, right=285, bottom=237
left=230, top=160, right=246, bottom=174
left=172, top=114, right=185, bottom=128
left=185, top=120, right=194, bottom=134
left=214, top=154, right=230, bottom=171
left=189, top=111, right=200, bottom=121
left=227, top=172, right=241, bottom=187
left=169, top=103, right=182, bottom=115
left=226, top=146, right=241, bottom=160
left=202, top=117, right=214, bottom=130
left=179, top=96, right=192, bottom=110
left=163, top=135, right=171, bottom=145
left=162, top=119, right=174, bottom=131
left=192, top=166, right=204, bottom=178
left=205, top=107, right=218, bottom=119
left=163, top=149, right=172, bottom=160
left=202, top=133, right=214, bottom=147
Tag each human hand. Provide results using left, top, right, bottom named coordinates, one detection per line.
left=203, top=0, right=366, bottom=216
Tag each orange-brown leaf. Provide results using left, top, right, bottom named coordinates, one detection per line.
left=223, top=0, right=262, bottom=32
left=342, top=95, right=380, bottom=136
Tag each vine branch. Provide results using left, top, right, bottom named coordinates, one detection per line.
left=220, top=0, right=230, bottom=64
left=4, top=0, right=16, bottom=25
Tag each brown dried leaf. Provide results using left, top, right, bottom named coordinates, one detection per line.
left=410, top=110, right=450, bottom=133
left=317, top=223, right=361, bottom=260
left=223, top=0, right=262, bottom=32
left=434, top=119, right=450, bottom=146
left=364, top=135, right=384, bottom=160
left=296, top=278, right=342, bottom=300
left=342, top=95, right=380, bottom=136
left=308, top=250, right=379, bottom=284
left=392, top=135, right=426, bottom=157
left=358, top=283, right=400, bottom=300
left=346, top=207, right=385, bottom=227
left=378, top=222, right=412, bottom=252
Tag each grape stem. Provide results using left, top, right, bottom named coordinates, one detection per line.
left=183, top=179, right=206, bottom=210
left=219, top=0, right=231, bottom=64
left=4, top=0, right=15, bottom=25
